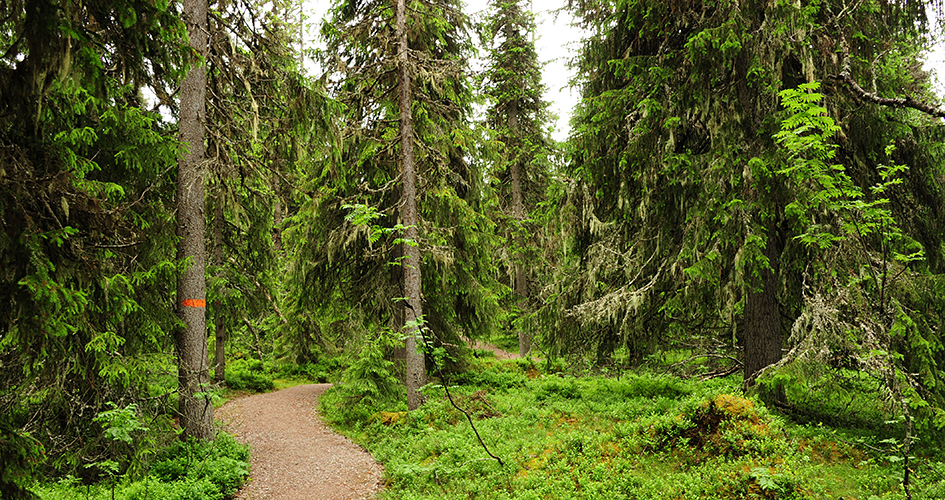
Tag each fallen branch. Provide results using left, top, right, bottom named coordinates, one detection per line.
left=437, top=367, right=505, bottom=466
left=669, top=353, right=742, bottom=370
left=419, top=325, right=504, bottom=467
left=700, top=364, right=741, bottom=381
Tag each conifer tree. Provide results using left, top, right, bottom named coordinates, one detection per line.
left=394, top=0, right=427, bottom=409
left=481, top=0, right=553, bottom=357
left=0, top=0, right=195, bottom=474
left=296, top=0, right=502, bottom=409
left=560, top=0, right=945, bottom=408
left=203, top=0, right=331, bottom=374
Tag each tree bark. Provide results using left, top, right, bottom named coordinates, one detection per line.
left=743, top=219, right=783, bottom=401
left=397, top=0, right=426, bottom=411
left=213, top=195, right=226, bottom=384
left=273, top=172, right=283, bottom=255
left=509, top=100, right=531, bottom=357
left=176, top=0, right=214, bottom=441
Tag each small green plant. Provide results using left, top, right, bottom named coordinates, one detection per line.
left=34, top=432, right=249, bottom=500
left=94, top=403, right=150, bottom=446
left=87, top=403, right=151, bottom=499
left=321, top=332, right=406, bottom=427
left=749, top=467, right=784, bottom=494
left=150, top=432, right=249, bottom=498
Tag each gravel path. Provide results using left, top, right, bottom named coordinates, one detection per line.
left=465, top=338, right=523, bottom=360
left=216, top=384, right=383, bottom=500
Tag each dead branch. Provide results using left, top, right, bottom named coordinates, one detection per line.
left=669, top=353, right=742, bottom=370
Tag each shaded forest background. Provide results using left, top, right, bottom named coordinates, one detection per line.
left=3, top=0, right=945, bottom=497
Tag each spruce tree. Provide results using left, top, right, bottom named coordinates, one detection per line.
left=297, top=0, right=503, bottom=408
left=177, top=0, right=214, bottom=441
left=561, top=0, right=945, bottom=409
left=481, top=0, right=553, bottom=357
left=203, top=0, right=331, bottom=374
left=0, top=0, right=195, bottom=474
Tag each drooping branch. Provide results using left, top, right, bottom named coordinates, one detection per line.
left=831, top=40, right=945, bottom=119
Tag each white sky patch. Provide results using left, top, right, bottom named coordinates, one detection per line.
left=924, top=6, right=945, bottom=99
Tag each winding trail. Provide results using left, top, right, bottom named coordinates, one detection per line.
left=215, top=384, right=383, bottom=500
left=214, top=342, right=519, bottom=499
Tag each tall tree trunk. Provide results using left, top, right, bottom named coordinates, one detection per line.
left=509, top=100, right=530, bottom=357
left=397, top=0, right=426, bottom=411
left=273, top=172, right=283, bottom=255
left=176, top=0, right=214, bottom=441
left=212, top=195, right=226, bottom=384
left=743, top=218, right=783, bottom=401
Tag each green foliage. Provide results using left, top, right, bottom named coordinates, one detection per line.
left=770, top=82, right=945, bottom=447
left=776, top=82, right=920, bottom=262
left=224, top=359, right=275, bottom=393
left=34, top=432, right=249, bottom=500
left=150, top=433, right=249, bottom=497
left=275, top=358, right=347, bottom=384
left=320, top=358, right=945, bottom=499
left=321, top=334, right=406, bottom=426
left=94, top=403, right=150, bottom=446
left=0, top=417, right=44, bottom=500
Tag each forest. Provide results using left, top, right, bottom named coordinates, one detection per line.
left=2, top=0, right=945, bottom=498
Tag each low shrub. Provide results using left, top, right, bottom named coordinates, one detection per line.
left=33, top=432, right=249, bottom=500
left=224, top=359, right=275, bottom=392
left=152, top=432, right=249, bottom=497
left=535, top=376, right=580, bottom=401
left=274, top=357, right=346, bottom=383
left=320, top=336, right=406, bottom=429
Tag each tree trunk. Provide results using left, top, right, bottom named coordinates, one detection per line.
left=397, top=0, right=426, bottom=411
left=213, top=195, right=226, bottom=384
left=176, top=0, right=214, bottom=441
left=509, top=100, right=531, bottom=357
left=743, top=218, right=783, bottom=401
left=273, top=172, right=282, bottom=255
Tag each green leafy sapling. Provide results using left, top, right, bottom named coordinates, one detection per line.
left=343, top=203, right=417, bottom=249
left=90, top=403, right=150, bottom=499
left=775, top=81, right=928, bottom=500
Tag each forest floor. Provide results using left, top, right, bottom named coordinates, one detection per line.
left=215, top=383, right=384, bottom=500
left=214, top=341, right=519, bottom=500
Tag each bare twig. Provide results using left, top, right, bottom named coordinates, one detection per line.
left=700, top=365, right=742, bottom=381
left=419, top=325, right=504, bottom=467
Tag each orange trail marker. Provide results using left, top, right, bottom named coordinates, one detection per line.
left=181, top=299, right=206, bottom=308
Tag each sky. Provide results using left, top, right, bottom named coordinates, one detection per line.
left=303, top=1, right=583, bottom=141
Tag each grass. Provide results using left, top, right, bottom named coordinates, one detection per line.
left=320, top=356, right=945, bottom=499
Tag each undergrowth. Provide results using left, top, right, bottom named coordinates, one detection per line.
left=321, top=357, right=945, bottom=499
left=218, top=356, right=346, bottom=397
left=33, top=432, right=249, bottom=500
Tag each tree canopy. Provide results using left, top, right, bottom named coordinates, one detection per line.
left=2, top=0, right=945, bottom=495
